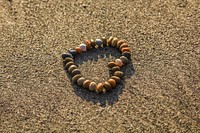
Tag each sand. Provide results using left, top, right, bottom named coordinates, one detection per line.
left=0, top=0, right=200, bottom=132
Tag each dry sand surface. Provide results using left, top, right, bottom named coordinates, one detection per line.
left=0, top=0, right=200, bottom=132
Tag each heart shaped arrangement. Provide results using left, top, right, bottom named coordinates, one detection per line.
left=62, top=36, right=131, bottom=93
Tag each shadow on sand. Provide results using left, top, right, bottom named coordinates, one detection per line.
left=63, top=47, right=135, bottom=107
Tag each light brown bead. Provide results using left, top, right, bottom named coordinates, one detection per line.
left=108, top=79, right=116, bottom=88
left=85, top=40, right=91, bottom=50
left=120, top=56, right=129, bottom=64
left=68, top=65, right=78, bottom=73
left=96, top=83, right=104, bottom=93
left=114, top=71, right=124, bottom=78
left=111, top=66, right=120, bottom=73
left=89, top=82, right=97, bottom=91
left=111, top=37, right=119, bottom=47
left=120, top=43, right=129, bottom=50
left=115, top=59, right=123, bottom=67
left=66, top=61, right=74, bottom=69
left=75, top=47, right=82, bottom=54
left=77, top=77, right=86, bottom=86
left=104, top=82, right=112, bottom=91
left=111, top=76, right=120, bottom=83
left=102, top=37, right=107, bottom=47
left=71, top=69, right=81, bottom=77
left=107, top=36, right=114, bottom=46
left=83, top=80, right=91, bottom=89
left=107, top=62, right=117, bottom=68
left=117, top=40, right=126, bottom=48
left=121, top=47, right=131, bottom=53
left=63, top=57, right=74, bottom=64
left=72, top=74, right=82, bottom=83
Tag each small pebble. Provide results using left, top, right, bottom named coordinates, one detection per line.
left=111, top=66, right=120, bottom=73
left=83, top=80, right=91, bottom=89
left=96, top=39, right=103, bottom=47
left=66, top=61, right=74, bottom=69
left=120, top=56, right=129, bottom=64
left=107, top=36, right=114, bottom=46
left=96, top=83, right=104, bottom=93
left=122, top=51, right=131, bottom=59
left=63, top=57, right=74, bottom=64
left=77, top=77, right=86, bottom=86
left=111, top=37, right=119, bottom=47
left=120, top=43, right=129, bottom=50
left=117, top=40, right=125, bottom=48
left=90, top=39, right=96, bottom=48
left=68, top=49, right=77, bottom=56
left=85, top=40, right=91, bottom=50
left=121, top=47, right=131, bottom=53
left=107, top=62, right=117, bottom=68
left=102, top=37, right=107, bottom=47
left=71, top=69, right=81, bottom=77
left=68, top=65, right=77, bottom=73
left=79, top=44, right=87, bottom=51
left=114, top=71, right=124, bottom=78
left=108, top=79, right=116, bottom=88
left=89, top=82, right=97, bottom=91
left=72, top=74, right=82, bottom=83
left=104, top=82, right=112, bottom=91
left=75, top=47, right=82, bottom=54
left=62, top=53, right=73, bottom=59
left=115, top=59, right=123, bottom=67
left=111, top=76, right=120, bottom=83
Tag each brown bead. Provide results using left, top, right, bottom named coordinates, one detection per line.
left=90, top=39, right=96, bottom=48
left=120, top=56, right=129, bottom=64
left=111, top=76, right=120, bottom=83
left=117, top=40, right=126, bottom=49
left=66, top=61, right=74, bottom=69
left=96, top=83, right=104, bottom=93
left=68, top=65, right=78, bottom=74
left=107, top=62, right=117, bottom=68
left=108, top=79, right=116, bottom=88
left=85, top=40, right=91, bottom=50
left=72, top=74, right=82, bottom=83
left=77, top=77, right=86, bottom=86
left=71, top=69, right=81, bottom=77
left=75, top=47, right=82, bottom=54
left=107, top=36, right=114, bottom=46
left=102, top=37, right=107, bottom=47
left=111, top=66, right=120, bottom=73
left=121, top=47, right=131, bottom=53
left=104, top=82, right=112, bottom=91
left=89, top=82, right=97, bottom=91
left=111, top=37, right=119, bottom=47
left=114, top=71, right=124, bottom=78
left=63, top=57, right=74, bottom=64
left=120, top=43, right=129, bottom=50
left=83, top=80, right=91, bottom=89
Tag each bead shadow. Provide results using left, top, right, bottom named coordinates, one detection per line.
left=63, top=47, right=135, bottom=107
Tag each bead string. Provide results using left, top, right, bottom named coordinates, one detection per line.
left=62, top=37, right=131, bottom=93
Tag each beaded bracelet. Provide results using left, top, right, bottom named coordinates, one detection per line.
left=62, top=36, right=131, bottom=93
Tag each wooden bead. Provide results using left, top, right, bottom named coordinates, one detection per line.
left=75, top=47, right=82, bottom=54
left=108, top=79, right=116, bottom=88
left=90, top=39, right=96, bottom=48
left=83, top=80, right=91, bottom=89
left=79, top=44, right=87, bottom=52
left=117, top=40, right=125, bottom=48
left=120, top=56, right=129, bottom=64
left=62, top=53, right=73, bottom=59
left=96, top=83, right=104, bottom=93
left=122, top=51, right=131, bottom=59
left=68, top=65, right=77, bottom=74
left=115, top=59, right=123, bottom=67
left=120, top=43, right=129, bottom=50
left=71, top=69, right=81, bottom=77
left=121, top=47, right=131, bottom=53
left=107, top=36, right=114, bottom=46
left=89, top=82, right=97, bottom=91
left=107, top=62, right=117, bottom=68
left=114, top=71, right=124, bottom=78
left=72, top=74, right=82, bottom=83
left=85, top=40, right=91, bottom=50
left=102, top=37, right=107, bottom=47
left=66, top=61, right=74, bottom=69
left=77, top=77, right=86, bottom=86
left=104, top=82, right=112, bottom=91
left=111, top=66, right=120, bottom=73
left=63, top=57, right=74, bottom=64
left=111, top=37, right=119, bottom=47
left=111, top=76, right=120, bottom=83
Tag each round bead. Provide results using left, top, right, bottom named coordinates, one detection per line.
left=102, top=37, right=107, bottom=47
left=83, top=80, right=91, bottom=89
left=107, top=36, right=114, bottom=46
left=114, top=71, right=124, bottom=78
left=96, top=39, right=103, bottom=47
left=121, top=47, right=131, bottom=53
left=111, top=76, right=120, bottom=83
left=89, top=82, right=97, bottom=91
left=120, top=56, right=129, bottom=64
left=120, top=43, right=129, bottom=50
left=75, top=47, right=82, bottom=54
left=71, top=69, right=81, bottom=77
left=108, top=79, right=116, bottom=88
left=117, top=40, right=125, bottom=49
left=96, top=83, right=104, bottom=93
left=72, top=74, right=82, bottom=83
left=111, top=37, right=119, bottom=47
left=66, top=61, right=74, bottom=69
left=68, top=49, right=77, bottom=56
left=77, top=77, right=86, bottom=86
left=79, top=44, right=87, bottom=52
left=63, top=57, right=74, bottom=64
left=115, top=59, right=123, bottom=67
left=90, top=39, right=96, bottom=48
left=85, top=40, right=91, bottom=50
left=111, top=66, right=120, bottom=73
left=107, top=62, right=117, bottom=68
left=104, top=82, right=112, bottom=91
left=122, top=51, right=131, bottom=59
left=68, top=65, right=77, bottom=73
left=62, top=53, right=73, bottom=59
